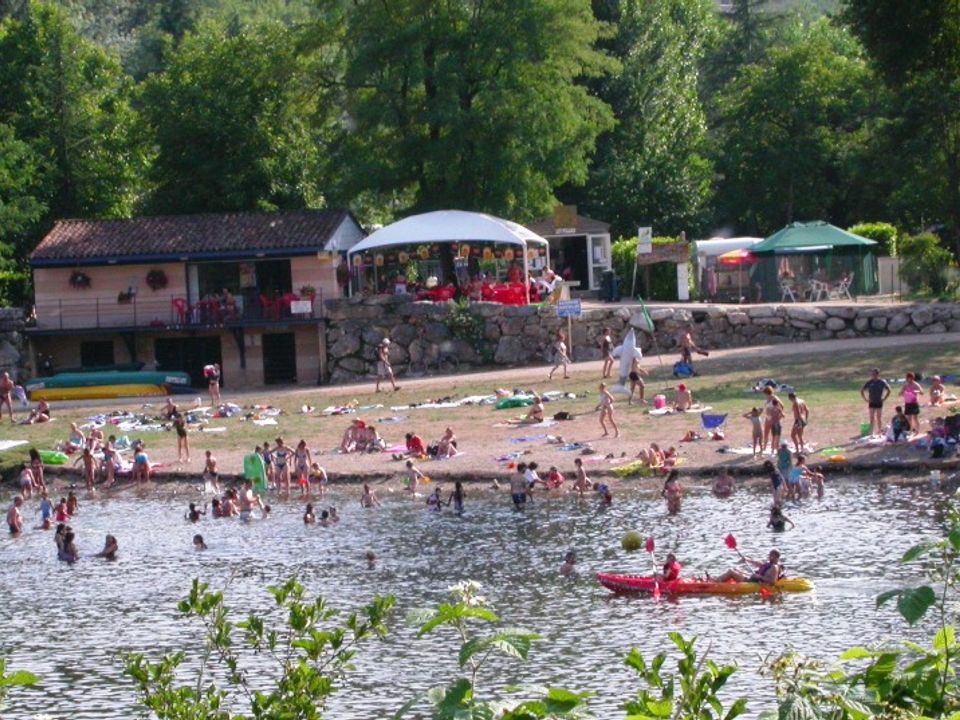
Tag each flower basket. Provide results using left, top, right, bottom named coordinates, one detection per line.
left=118, top=290, right=135, bottom=304
left=299, top=284, right=317, bottom=299
left=146, top=269, right=168, bottom=291
left=69, top=271, right=91, bottom=290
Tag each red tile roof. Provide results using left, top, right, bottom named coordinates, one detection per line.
left=31, top=209, right=359, bottom=265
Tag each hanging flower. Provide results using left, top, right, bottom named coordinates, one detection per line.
left=398, top=251, right=410, bottom=264
left=145, top=268, right=168, bottom=291
left=417, top=245, right=430, bottom=260
left=504, top=248, right=515, bottom=262
left=69, top=270, right=91, bottom=290
left=375, top=254, right=385, bottom=267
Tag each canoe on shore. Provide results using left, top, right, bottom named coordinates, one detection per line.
left=30, top=384, right=168, bottom=401
left=26, top=371, right=191, bottom=392
left=596, top=572, right=814, bottom=595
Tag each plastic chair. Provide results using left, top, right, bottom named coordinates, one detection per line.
left=779, top=281, right=797, bottom=302
left=701, top=413, right=728, bottom=437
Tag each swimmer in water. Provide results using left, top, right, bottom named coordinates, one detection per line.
left=59, top=529, right=79, bottom=563
left=186, top=502, right=207, bottom=523
left=7, top=496, right=24, bottom=535
left=426, top=486, right=444, bottom=512
left=560, top=550, right=577, bottom=577
left=66, top=491, right=79, bottom=516
left=193, top=534, right=207, bottom=550
left=767, top=505, right=795, bottom=532
left=328, top=506, right=340, bottom=523
left=365, top=550, right=376, bottom=569
left=360, top=483, right=380, bottom=508
left=447, top=480, right=466, bottom=516
left=36, top=490, right=53, bottom=530
left=96, top=534, right=118, bottom=560
left=319, top=509, right=331, bottom=527
left=303, top=503, right=316, bottom=524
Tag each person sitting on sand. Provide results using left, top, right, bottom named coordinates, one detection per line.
left=522, top=394, right=545, bottom=423
left=435, top=427, right=459, bottom=458
left=637, top=443, right=665, bottom=469
left=66, top=423, right=85, bottom=454
left=930, top=376, right=946, bottom=406
left=340, top=419, right=365, bottom=453
left=716, top=549, right=784, bottom=585
left=393, top=431, right=426, bottom=461
left=674, top=383, right=693, bottom=412
left=96, top=534, right=118, bottom=560
left=26, top=399, right=50, bottom=424
left=360, top=425, right=385, bottom=453
left=713, top=470, right=735, bottom=498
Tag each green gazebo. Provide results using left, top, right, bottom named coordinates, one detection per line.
left=750, top=221, right=879, bottom=301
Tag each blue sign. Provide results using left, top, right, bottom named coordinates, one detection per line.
left=556, top=299, right=582, bottom=319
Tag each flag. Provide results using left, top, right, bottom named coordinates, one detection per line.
left=636, top=296, right=655, bottom=333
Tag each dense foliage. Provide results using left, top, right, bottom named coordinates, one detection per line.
left=0, top=0, right=958, bottom=302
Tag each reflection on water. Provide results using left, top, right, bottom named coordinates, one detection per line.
left=0, top=479, right=946, bottom=718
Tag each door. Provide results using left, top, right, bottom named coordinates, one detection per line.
left=587, top=235, right=611, bottom=291
left=80, top=340, right=115, bottom=368
left=262, top=332, right=297, bottom=385
left=155, top=336, right=223, bottom=388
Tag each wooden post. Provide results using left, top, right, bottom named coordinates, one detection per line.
left=567, top=314, right=573, bottom=357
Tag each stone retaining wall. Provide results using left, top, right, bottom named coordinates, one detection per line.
left=323, top=297, right=960, bottom=383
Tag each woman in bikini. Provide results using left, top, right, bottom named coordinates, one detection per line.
left=273, top=437, right=292, bottom=494
left=596, top=382, right=620, bottom=438
left=761, top=387, right=784, bottom=453
left=900, top=372, right=924, bottom=435
left=294, top=440, right=313, bottom=498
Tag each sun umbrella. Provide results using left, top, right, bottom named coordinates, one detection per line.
left=717, top=249, right=759, bottom=299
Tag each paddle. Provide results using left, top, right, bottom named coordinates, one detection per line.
left=645, top=536, right=660, bottom=600
left=725, top=533, right=774, bottom=598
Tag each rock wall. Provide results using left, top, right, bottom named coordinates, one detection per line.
left=323, top=297, right=960, bottom=383
left=0, top=308, right=27, bottom=381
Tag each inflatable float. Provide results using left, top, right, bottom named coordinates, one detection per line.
left=596, top=572, right=813, bottom=595
left=30, top=384, right=169, bottom=401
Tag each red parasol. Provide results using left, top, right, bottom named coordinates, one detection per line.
left=717, top=249, right=759, bottom=267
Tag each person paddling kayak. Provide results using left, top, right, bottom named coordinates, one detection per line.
left=716, top=549, right=783, bottom=585
left=655, top=553, right=682, bottom=582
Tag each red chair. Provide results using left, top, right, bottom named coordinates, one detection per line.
left=171, top=298, right=189, bottom=324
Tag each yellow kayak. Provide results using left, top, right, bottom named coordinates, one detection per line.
left=30, top=384, right=168, bottom=401
left=597, top=573, right=814, bottom=595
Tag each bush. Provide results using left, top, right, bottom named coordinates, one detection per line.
left=848, top=222, right=898, bottom=256
left=899, top=232, right=956, bottom=296
left=610, top=236, right=683, bottom=300
left=0, top=270, right=31, bottom=307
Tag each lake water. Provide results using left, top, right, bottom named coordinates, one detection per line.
left=0, top=479, right=946, bottom=718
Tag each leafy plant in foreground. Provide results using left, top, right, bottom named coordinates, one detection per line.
left=762, top=502, right=960, bottom=718
left=623, top=632, right=747, bottom=720
left=125, top=577, right=394, bottom=719
left=0, top=656, right=38, bottom=707
left=395, top=580, right=593, bottom=719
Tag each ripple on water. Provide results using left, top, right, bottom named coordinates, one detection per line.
left=0, top=479, right=945, bottom=718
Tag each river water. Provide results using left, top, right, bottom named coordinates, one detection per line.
left=0, top=479, right=946, bottom=718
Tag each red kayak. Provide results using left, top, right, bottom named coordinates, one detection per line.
left=596, top=572, right=813, bottom=595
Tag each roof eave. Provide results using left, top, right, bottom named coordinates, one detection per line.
left=30, top=246, right=327, bottom=268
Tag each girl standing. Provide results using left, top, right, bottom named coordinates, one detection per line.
left=900, top=372, right=924, bottom=435
left=596, top=382, right=620, bottom=438
left=662, top=470, right=682, bottom=514
left=273, top=437, right=292, bottom=494
left=294, top=440, right=313, bottom=498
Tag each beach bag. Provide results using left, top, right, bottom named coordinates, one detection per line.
left=673, top=361, right=695, bottom=378
left=553, top=411, right=571, bottom=421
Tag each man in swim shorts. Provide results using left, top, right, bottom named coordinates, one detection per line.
left=860, top=368, right=890, bottom=436
left=7, top=496, right=23, bottom=535
left=716, top=548, right=783, bottom=585
left=238, top=479, right=263, bottom=521
left=375, top=338, right=399, bottom=392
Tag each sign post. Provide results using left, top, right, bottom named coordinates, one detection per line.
left=556, top=299, right=582, bottom=356
left=632, top=227, right=652, bottom=299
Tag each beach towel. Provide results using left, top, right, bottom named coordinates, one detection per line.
left=509, top=434, right=547, bottom=444
left=0, top=439, right=27, bottom=453
left=378, top=416, right=409, bottom=424
left=717, top=446, right=757, bottom=455
left=611, top=461, right=652, bottom=478
left=253, top=418, right=278, bottom=426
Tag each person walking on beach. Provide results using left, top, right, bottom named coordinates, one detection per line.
left=678, top=325, right=708, bottom=367
left=860, top=368, right=891, bottom=436
left=599, top=327, right=614, bottom=379
left=900, top=372, right=924, bottom=435
left=596, top=382, right=620, bottom=437
left=375, top=338, right=399, bottom=392
left=548, top=330, right=571, bottom=381
left=0, top=371, right=14, bottom=423
left=788, top=393, right=809, bottom=453
left=628, top=355, right=647, bottom=405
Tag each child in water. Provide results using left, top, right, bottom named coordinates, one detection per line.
left=744, top=408, right=763, bottom=456
left=560, top=550, right=577, bottom=577
left=193, top=534, right=207, bottom=550
left=662, top=471, right=682, bottom=514
left=303, top=503, right=316, bottom=524
left=186, top=502, right=206, bottom=523
left=426, top=486, right=444, bottom=512
left=767, top=505, right=795, bottom=532
left=447, top=481, right=466, bottom=515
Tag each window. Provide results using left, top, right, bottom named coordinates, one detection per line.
left=80, top=340, right=115, bottom=368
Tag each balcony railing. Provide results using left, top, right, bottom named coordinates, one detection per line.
left=33, top=291, right=325, bottom=331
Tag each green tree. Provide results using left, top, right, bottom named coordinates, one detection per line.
left=139, top=22, right=328, bottom=214
left=582, top=0, right=718, bottom=238
left=713, top=19, right=877, bottom=234
left=843, top=0, right=960, bottom=253
left=310, top=0, right=615, bottom=220
left=0, top=1, right=141, bottom=258
left=0, top=123, right=44, bottom=247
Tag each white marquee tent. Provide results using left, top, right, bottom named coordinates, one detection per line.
left=347, top=210, right=551, bottom=299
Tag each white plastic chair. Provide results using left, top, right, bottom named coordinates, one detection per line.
left=830, top=273, right=854, bottom=300
left=779, top=281, right=797, bottom=302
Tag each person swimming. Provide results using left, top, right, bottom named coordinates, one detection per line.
left=186, top=502, right=206, bottom=523
left=193, top=534, right=207, bottom=550
left=303, top=503, right=316, bottom=524
left=560, top=550, right=577, bottom=577
left=96, top=534, right=118, bottom=560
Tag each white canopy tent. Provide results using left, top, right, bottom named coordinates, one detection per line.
left=694, top=237, right=763, bottom=301
left=347, top=210, right=551, bottom=300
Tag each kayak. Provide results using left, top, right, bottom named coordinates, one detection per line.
left=596, top=572, right=814, bottom=595
left=30, top=384, right=168, bottom=401
left=25, top=371, right=191, bottom=391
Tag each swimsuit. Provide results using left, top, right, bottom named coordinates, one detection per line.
left=512, top=492, right=527, bottom=506
left=629, top=371, right=641, bottom=383
left=787, top=467, right=802, bottom=486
